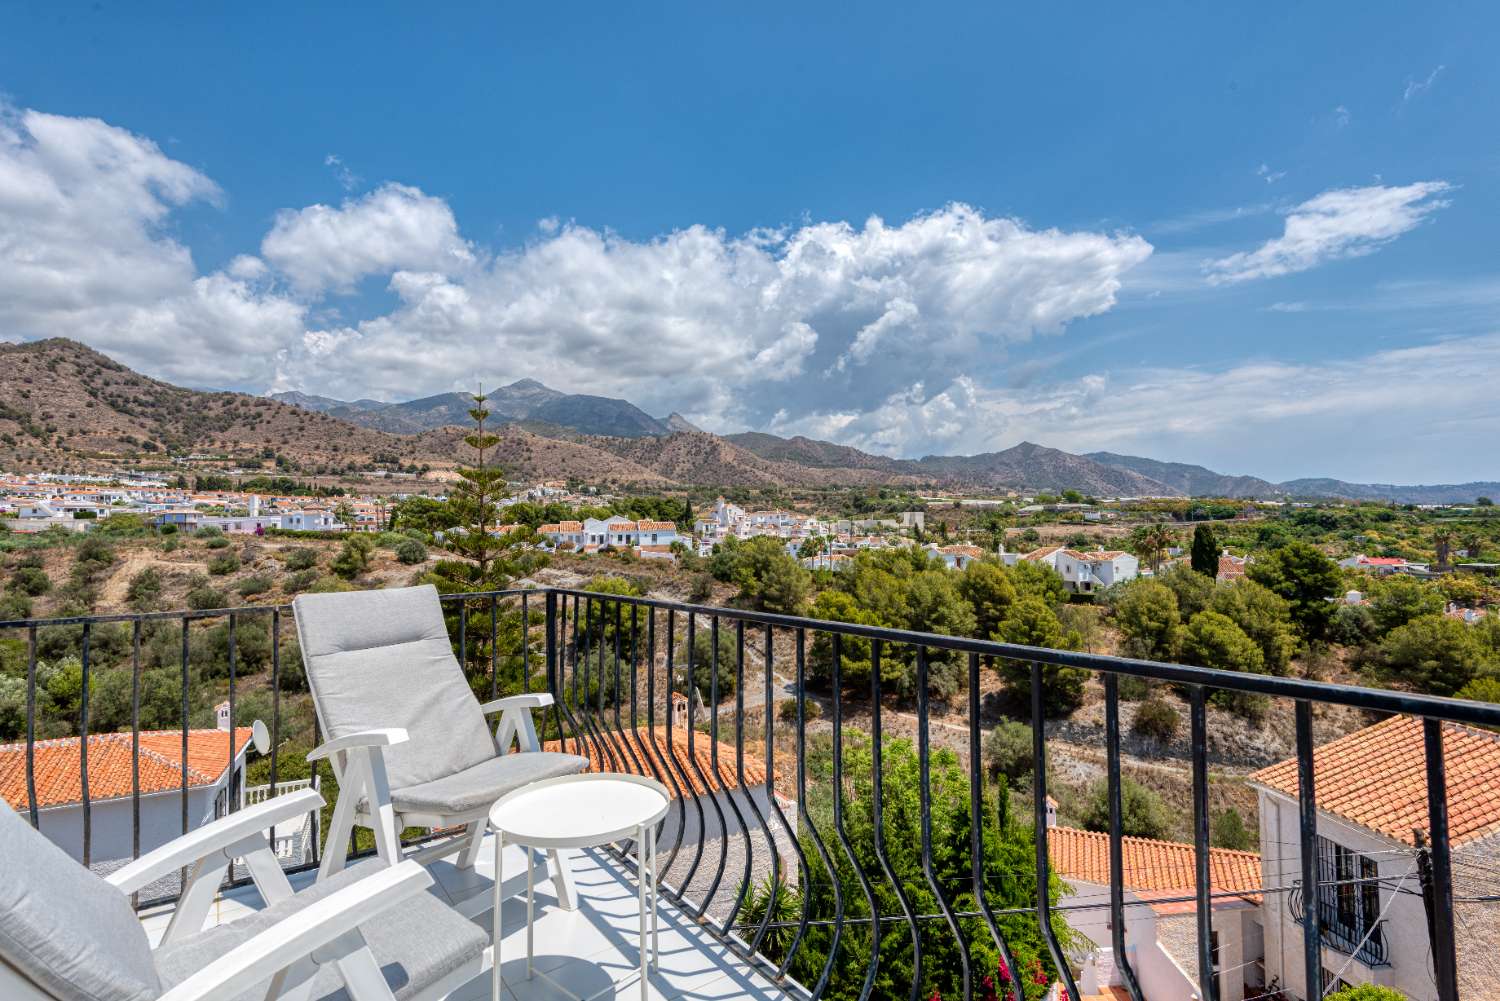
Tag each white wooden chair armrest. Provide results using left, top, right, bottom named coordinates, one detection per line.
left=306, top=728, right=409, bottom=763
left=478, top=693, right=553, bottom=714
left=106, top=789, right=325, bottom=894
left=155, top=861, right=432, bottom=1001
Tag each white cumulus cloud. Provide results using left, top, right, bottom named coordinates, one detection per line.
left=261, top=182, right=475, bottom=295
left=1205, top=181, right=1451, bottom=284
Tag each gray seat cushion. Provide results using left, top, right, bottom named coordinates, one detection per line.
left=0, top=799, right=160, bottom=1001
left=294, top=585, right=498, bottom=791
left=152, top=860, right=488, bottom=1001
left=392, top=751, right=589, bottom=816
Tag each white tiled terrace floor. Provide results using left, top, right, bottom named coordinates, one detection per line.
left=138, top=834, right=792, bottom=1001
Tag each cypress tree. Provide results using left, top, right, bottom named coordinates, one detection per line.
left=1190, top=522, right=1219, bottom=577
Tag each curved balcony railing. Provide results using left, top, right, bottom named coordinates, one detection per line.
left=4, top=585, right=1496, bottom=1001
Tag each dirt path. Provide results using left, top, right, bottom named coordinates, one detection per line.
left=98, top=552, right=208, bottom=607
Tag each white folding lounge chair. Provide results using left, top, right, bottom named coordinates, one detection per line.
left=0, top=791, right=487, bottom=1001
left=294, top=584, right=588, bottom=914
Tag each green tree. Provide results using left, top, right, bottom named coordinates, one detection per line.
left=1190, top=523, right=1218, bottom=576
left=394, top=538, right=428, bottom=565
left=1368, top=575, right=1444, bottom=635
left=957, top=560, right=1018, bottom=640
left=1009, top=559, right=1068, bottom=606
left=993, top=596, right=1087, bottom=716
left=1181, top=610, right=1267, bottom=716
left=1378, top=614, right=1493, bottom=696
left=1081, top=776, right=1171, bottom=839
left=125, top=567, right=162, bottom=611
left=328, top=535, right=373, bottom=580
left=1156, top=562, right=1215, bottom=618
left=807, top=590, right=891, bottom=689
left=983, top=720, right=1035, bottom=784
left=1114, top=579, right=1182, bottom=660
left=1247, top=540, right=1341, bottom=641
left=1208, top=579, right=1297, bottom=674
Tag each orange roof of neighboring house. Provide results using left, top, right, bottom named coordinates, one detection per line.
left=1062, top=549, right=1129, bottom=561
left=1217, top=555, right=1247, bottom=579
left=0, top=728, right=254, bottom=812
left=1023, top=545, right=1064, bottom=561
left=636, top=521, right=677, bottom=531
left=1047, top=825, right=1262, bottom=914
left=606, top=520, right=638, bottom=531
left=539, top=521, right=584, bottom=533
left=543, top=725, right=779, bottom=799
left=1250, top=715, right=1500, bottom=847
left=939, top=545, right=986, bottom=557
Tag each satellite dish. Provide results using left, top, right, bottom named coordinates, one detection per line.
left=252, top=719, right=271, bottom=754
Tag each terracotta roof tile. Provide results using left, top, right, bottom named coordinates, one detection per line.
left=544, top=725, right=779, bottom=799
left=1047, top=824, right=1262, bottom=914
left=1249, top=715, right=1500, bottom=847
left=0, top=728, right=254, bottom=812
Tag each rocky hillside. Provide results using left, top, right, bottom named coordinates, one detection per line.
left=0, top=339, right=445, bottom=472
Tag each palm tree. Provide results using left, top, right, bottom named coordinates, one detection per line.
left=1433, top=528, right=1455, bottom=571
left=1131, top=522, right=1175, bottom=573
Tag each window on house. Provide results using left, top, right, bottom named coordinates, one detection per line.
left=1315, top=836, right=1384, bottom=956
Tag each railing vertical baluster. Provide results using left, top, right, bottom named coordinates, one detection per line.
left=971, top=651, right=1022, bottom=1001
left=1103, top=673, right=1145, bottom=1001
left=757, top=622, right=805, bottom=962
left=699, top=616, right=734, bottom=921
left=521, top=591, right=531, bottom=694
left=1030, top=661, right=1081, bottom=1001
left=131, top=618, right=142, bottom=907
left=799, top=627, right=842, bottom=999
left=680, top=613, right=713, bottom=905
left=879, top=640, right=921, bottom=1001
left=1190, top=685, right=1217, bottom=1001
left=490, top=593, right=499, bottom=701
left=917, top=647, right=967, bottom=1000
left=457, top=599, right=466, bottom=670
left=270, top=609, right=281, bottom=794
left=79, top=622, right=91, bottom=868
left=1294, top=699, right=1321, bottom=998
left=227, top=612, right=236, bottom=816
left=614, top=601, right=643, bottom=778
left=624, top=605, right=654, bottom=784
left=180, top=618, right=190, bottom=887
left=1423, top=718, right=1460, bottom=1001
left=662, top=609, right=691, bottom=880
left=25, top=624, right=39, bottom=828
left=723, top=617, right=760, bottom=938
left=838, top=634, right=880, bottom=1001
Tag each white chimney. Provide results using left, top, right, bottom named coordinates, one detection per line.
left=214, top=700, right=231, bottom=731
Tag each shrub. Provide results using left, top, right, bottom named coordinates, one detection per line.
left=1116, top=675, right=1153, bottom=701
left=1211, top=807, right=1255, bottom=851
left=203, top=535, right=230, bottom=549
left=779, top=697, right=821, bottom=722
left=125, top=568, right=162, bottom=610
left=689, top=573, right=714, bottom=603
left=186, top=582, right=228, bottom=610
left=284, top=569, right=319, bottom=593
left=236, top=575, right=272, bottom=597
left=983, top=720, right=1034, bottom=783
left=1325, top=986, right=1408, bottom=1001
left=1131, top=697, right=1179, bottom=744
left=1113, top=579, right=1182, bottom=660
left=1081, top=776, right=1171, bottom=839
left=195, top=526, right=224, bottom=539
left=282, top=547, right=318, bottom=571
left=207, top=552, right=240, bottom=576
left=330, top=535, right=374, bottom=580
left=394, top=538, right=427, bottom=565
left=8, top=565, right=51, bottom=596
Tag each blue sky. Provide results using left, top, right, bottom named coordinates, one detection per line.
left=2, top=2, right=1497, bottom=483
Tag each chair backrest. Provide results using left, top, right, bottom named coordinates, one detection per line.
left=0, top=799, right=161, bottom=1001
left=293, top=584, right=496, bottom=793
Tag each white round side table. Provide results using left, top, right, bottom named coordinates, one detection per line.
left=489, top=773, right=670, bottom=1001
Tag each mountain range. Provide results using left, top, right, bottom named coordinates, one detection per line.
left=3, top=339, right=1495, bottom=503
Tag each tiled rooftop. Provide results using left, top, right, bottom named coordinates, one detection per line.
left=543, top=726, right=780, bottom=800
left=0, top=727, right=253, bottom=811
left=1249, top=714, right=1500, bottom=847
left=1046, top=824, right=1262, bottom=914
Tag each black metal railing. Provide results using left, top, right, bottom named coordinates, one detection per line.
left=5, top=585, right=1499, bottom=1001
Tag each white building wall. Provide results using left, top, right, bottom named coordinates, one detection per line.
left=1258, top=789, right=1436, bottom=1000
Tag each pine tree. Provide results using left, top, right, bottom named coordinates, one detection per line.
left=429, top=393, right=546, bottom=594
left=425, top=394, right=548, bottom=679
left=1190, top=523, right=1218, bottom=576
